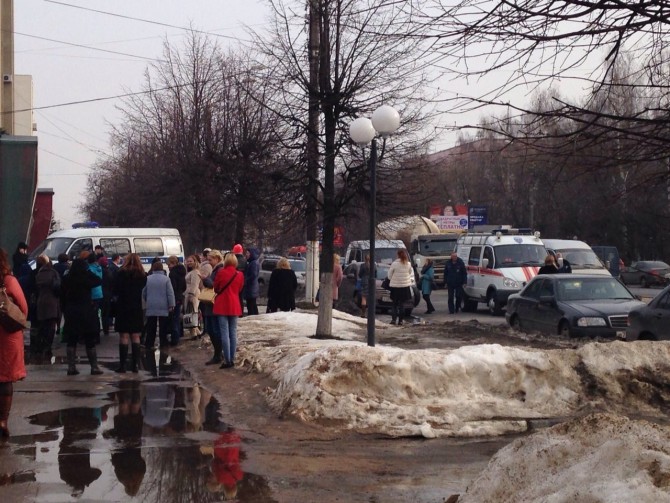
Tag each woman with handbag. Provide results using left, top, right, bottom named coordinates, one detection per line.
left=183, top=254, right=202, bottom=337
left=387, top=249, right=414, bottom=325
left=202, top=250, right=225, bottom=365
left=0, top=248, right=28, bottom=438
left=213, top=253, right=244, bottom=369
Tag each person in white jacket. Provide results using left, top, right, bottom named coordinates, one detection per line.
left=142, top=261, right=175, bottom=349
left=387, top=249, right=414, bottom=325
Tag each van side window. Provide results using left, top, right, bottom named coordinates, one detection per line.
left=483, top=246, right=494, bottom=269
left=165, top=238, right=182, bottom=256
left=99, top=238, right=131, bottom=257
left=355, top=250, right=362, bottom=262
left=68, top=238, right=93, bottom=259
left=468, top=246, right=481, bottom=266
left=134, top=238, right=164, bottom=257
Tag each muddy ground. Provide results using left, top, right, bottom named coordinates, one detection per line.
left=171, top=317, right=582, bottom=503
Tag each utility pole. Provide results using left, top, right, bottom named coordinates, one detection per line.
left=305, top=0, right=320, bottom=306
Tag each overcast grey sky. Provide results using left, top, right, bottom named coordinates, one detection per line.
left=15, top=0, right=268, bottom=230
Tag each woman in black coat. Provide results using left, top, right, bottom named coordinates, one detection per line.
left=267, top=258, right=298, bottom=313
left=60, top=256, right=103, bottom=376
left=113, top=253, right=147, bottom=373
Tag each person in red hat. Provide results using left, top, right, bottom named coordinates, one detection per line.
left=232, top=245, right=246, bottom=312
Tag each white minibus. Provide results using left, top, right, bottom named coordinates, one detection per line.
left=29, top=227, right=184, bottom=270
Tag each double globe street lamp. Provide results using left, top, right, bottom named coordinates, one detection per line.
left=349, top=105, right=400, bottom=347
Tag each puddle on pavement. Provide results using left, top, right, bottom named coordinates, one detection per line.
left=2, top=374, right=276, bottom=502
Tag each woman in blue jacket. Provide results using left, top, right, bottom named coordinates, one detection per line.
left=420, top=259, right=436, bottom=314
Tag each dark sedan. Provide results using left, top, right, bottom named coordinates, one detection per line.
left=620, top=261, right=670, bottom=288
left=506, top=274, right=645, bottom=338
left=627, top=285, right=670, bottom=341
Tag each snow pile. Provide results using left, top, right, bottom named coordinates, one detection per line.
left=458, top=413, right=670, bottom=502
left=236, top=311, right=670, bottom=437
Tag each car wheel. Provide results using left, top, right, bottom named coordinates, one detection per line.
left=640, top=276, right=647, bottom=288
left=487, top=292, right=503, bottom=316
left=510, top=315, right=523, bottom=332
left=463, top=295, right=478, bottom=312
left=258, top=278, right=265, bottom=286
left=558, top=320, right=571, bottom=338
left=638, top=332, right=658, bottom=341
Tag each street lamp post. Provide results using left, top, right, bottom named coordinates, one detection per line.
left=349, top=105, right=400, bottom=347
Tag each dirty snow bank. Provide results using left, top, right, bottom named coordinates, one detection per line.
left=236, top=311, right=670, bottom=437
left=457, top=413, right=670, bottom=502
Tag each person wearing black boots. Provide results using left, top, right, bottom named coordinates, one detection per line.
left=60, top=254, right=104, bottom=376
left=113, top=253, right=147, bottom=373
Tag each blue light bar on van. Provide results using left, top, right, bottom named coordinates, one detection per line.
left=72, top=222, right=99, bottom=229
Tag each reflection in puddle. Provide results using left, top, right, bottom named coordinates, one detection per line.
left=4, top=380, right=275, bottom=502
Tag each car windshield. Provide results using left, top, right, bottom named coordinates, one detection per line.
left=556, top=277, right=634, bottom=301
left=28, top=237, right=73, bottom=261
left=417, top=238, right=457, bottom=256
left=561, top=249, right=606, bottom=269
left=493, top=244, right=546, bottom=268
left=375, top=265, right=390, bottom=280
left=375, top=248, right=403, bottom=265
left=290, top=260, right=306, bottom=272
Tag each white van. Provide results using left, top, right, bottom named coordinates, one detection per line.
left=542, top=239, right=611, bottom=276
left=29, top=227, right=184, bottom=271
left=344, top=239, right=407, bottom=266
left=456, top=229, right=546, bottom=315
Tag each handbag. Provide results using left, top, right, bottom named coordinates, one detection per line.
left=381, top=277, right=391, bottom=290
left=183, top=312, right=199, bottom=329
left=198, top=288, right=216, bottom=303
left=0, top=282, right=28, bottom=332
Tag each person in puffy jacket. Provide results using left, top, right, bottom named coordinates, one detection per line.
left=387, top=249, right=414, bottom=325
left=142, top=261, right=175, bottom=350
left=243, top=248, right=260, bottom=316
left=443, top=252, right=467, bottom=314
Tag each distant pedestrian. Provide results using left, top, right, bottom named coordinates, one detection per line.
left=34, top=255, right=61, bottom=358
left=60, top=258, right=103, bottom=376
left=84, top=251, right=103, bottom=339
left=53, top=253, right=70, bottom=339
left=332, top=253, right=343, bottom=309
left=443, top=252, right=467, bottom=314
left=114, top=253, right=147, bottom=373
left=213, top=253, right=244, bottom=369
left=11, top=241, right=28, bottom=277
left=243, top=248, right=260, bottom=316
left=0, top=247, right=28, bottom=438
left=420, top=259, right=436, bottom=314
left=98, top=255, right=115, bottom=335
left=183, top=254, right=202, bottom=337
left=387, top=249, right=414, bottom=325
left=142, top=260, right=175, bottom=350
left=232, top=244, right=246, bottom=312
left=167, top=255, right=187, bottom=346
left=538, top=255, right=559, bottom=275
left=357, top=254, right=375, bottom=318
left=267, top=257, right=298, bottom=313
left=202, top=250, right=225, bottom=365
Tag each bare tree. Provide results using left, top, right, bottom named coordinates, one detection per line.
left=258, top=0, right=436, bottom=336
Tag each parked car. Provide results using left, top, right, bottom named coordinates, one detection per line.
left=627, top=285, right=670, bottom=341
left=506, top=274, right=645, bottom=338
left=258, top=255, right=306, bottom=287
left=620, top=261, right=670, bottom=288
left=344, top=262, right=420, bottom=315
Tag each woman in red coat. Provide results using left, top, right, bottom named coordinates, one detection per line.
left=213, top=253, right=244, bottom=369
left=0, top=248, right=28, bottom=437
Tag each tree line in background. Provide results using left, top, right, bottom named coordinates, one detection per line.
left=81, top=0, right=670, bottom=265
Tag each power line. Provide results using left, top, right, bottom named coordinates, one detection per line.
left=44, top=0, right=253, bottom=43
left=15, top=31, right=164, bottom=62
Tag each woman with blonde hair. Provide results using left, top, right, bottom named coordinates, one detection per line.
left=183, top=254, right=202, bottom=337
left=332, top=253, right=343, bottom=308
left=213, top=253, right=244, bottom=369
left=267, top=257, right=298, bottom=313
left=202, top=250, right=225, bottom=365
left=114, top=253, right=147, bottom=373
left=387, top=249, right=414, bottom=325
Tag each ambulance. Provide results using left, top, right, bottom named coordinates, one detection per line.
left=455, top=228, right=546, bottom=315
